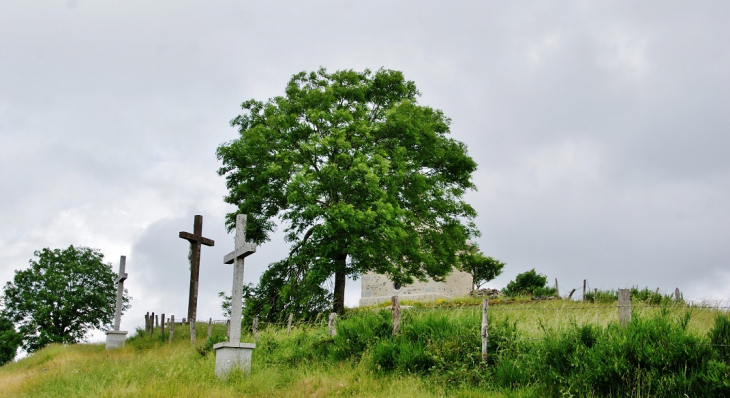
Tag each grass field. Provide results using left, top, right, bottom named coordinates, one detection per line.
left=1, top=297, right=728, bottom=397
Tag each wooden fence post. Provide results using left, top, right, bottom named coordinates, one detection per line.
left=169, top=315, right=175, bottom=343
left=481, top=298, right=489, bottom=361
left=582, top=280, right=586, bottom=301
left=155, top=314, right=159, bottom=329
left=144, top=312, right=149, bottom=333
left=190, top=318, right=196, bottom=345
left=252, top=317, right=259, bottom=340
left=392, top=296, right=401, bottom=336
left=618, top=289, right=631, bottom=327
left=207, top=318, right=212, bottom=339
left=328, top=313, right=337, bottom=337
left=594, top=288, right=597, bottom=304
left=150, top=312, right=155, bottom=335
left=675, top=287, right=680, bottom=301
left=555, top=278, right=560, bottom=299
left=287, top=313, right=294, bottom=336
left=226, top=319, right=230, bottom=340
left=161, top=313, right=166, bottom=336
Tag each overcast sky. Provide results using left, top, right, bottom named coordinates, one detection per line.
left=1, top=1, right=729, bottom=342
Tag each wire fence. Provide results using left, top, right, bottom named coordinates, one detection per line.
left=142, top=291, right=730, bottom=351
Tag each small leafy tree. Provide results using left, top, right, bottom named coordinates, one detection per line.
left=1, top=246, right=130, bottom=352
left=457, top=245, right=505, bottom=290
left=220, top=259, right=332, bottom=323
left=502, top=269, right=550, bottom=297
left=0, top=315, right=21, bottom=365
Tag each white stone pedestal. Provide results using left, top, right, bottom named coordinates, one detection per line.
left=213, top=342, right=256, bottom=377
left=105, top=330, right=128, bottom=350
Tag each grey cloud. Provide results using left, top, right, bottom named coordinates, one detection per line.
left=1, top=1, right=729, bottom=339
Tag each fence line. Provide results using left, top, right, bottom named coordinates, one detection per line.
left=139, top=290, right=730, bottom=354
left=143, top=303, right=729, bottom=330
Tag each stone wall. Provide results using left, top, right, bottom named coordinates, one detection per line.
left=359, top=268, right=473, bottom=307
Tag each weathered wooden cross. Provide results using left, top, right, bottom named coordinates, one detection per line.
left=179, top=215, right=214, bottom=342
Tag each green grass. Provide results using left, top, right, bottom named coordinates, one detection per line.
left=2, top=299, right=728, bottom=397
left=0, top=321, right=506, bottom=397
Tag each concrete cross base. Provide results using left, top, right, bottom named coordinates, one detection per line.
left=105, top=330, right=128, bottom=350
left=213, top=342, right=256, bottom=378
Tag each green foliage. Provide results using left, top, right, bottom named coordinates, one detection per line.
left=330, top=309, right=391, bottom=360
left=502, top=269, right=548, bottom=297
left=630, top=287, right=680, bottom=305
left=1, top=246, right=130, bottom=352
left=584, top=287, right=681, bottom=305
left=709, top=312, right=730, bottom=362
left=531, top=286, right=557, bottom=297
left=584, top=288, right=619, bottom=303
left=457, top=245, right=505, bottom=290
left=3, top=298, right=728, bottom=397
left=526, top=313, right=724, bottom=396
left=196, top=331, right=228, bottom=357
left=252, top=303, right=729, bottom=397
left=217, top=67, right=480, bottom=312
left=241, top=259, right=332, bottom=324
left=219, top=260, right=332, bottom=324
left=0, top=315, right=22, bottom=365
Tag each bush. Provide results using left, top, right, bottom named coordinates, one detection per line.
left=528, top=313, right=722, bottom=397
left=240, top=300, right=730, bottom=396
left=331, top=310, right=391, bottom=360
left=502, top=269, right=548, bottom=297
left=709, top=312, right=730, bottom=362
left=584, top=288, right=618, bottom=303
left=531, top=286, right=557, bottom=297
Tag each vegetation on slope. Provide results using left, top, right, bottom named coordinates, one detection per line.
left=1, top=299, right=729, bottom=397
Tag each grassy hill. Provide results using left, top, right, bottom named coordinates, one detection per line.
left=2, top=297, right=729, bottom=397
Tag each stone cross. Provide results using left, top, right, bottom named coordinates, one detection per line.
left=179, top=215, right=214, bottom=334
left=106, top=256, right=129, bottom=350
left=223, top=214, right=256, bottom=343
left=113, top=256, right=128, bottom=331
left=214, top=213, right=257, bottom=378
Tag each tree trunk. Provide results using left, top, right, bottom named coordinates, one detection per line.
left=333, top=253, right=347, bottom=314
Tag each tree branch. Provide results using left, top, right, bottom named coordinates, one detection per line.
left=287, top=224, right=321, bottom=264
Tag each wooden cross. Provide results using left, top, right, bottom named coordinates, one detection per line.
left=179, top=215, right=214, bottom=328
left=113, top=256, right=128, bottom=331
left=223, top=214, right=256, bottom=343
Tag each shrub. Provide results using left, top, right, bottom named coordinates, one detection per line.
left=709, top=312, right=730, bottom=362
left=331, top=310, right=390, bottom=360
left=502, top=269, right=548, bottom=297
left=529, top=313, right=721, bottom=397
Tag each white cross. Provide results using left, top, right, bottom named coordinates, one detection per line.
left=113, top=256, right=128, bottom=331
left=223, top=214, right=256, bottom=343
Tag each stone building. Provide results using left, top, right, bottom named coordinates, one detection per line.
left=359, top=268, right=472, bottom=307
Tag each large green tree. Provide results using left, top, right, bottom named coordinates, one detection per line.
left=217, top=68, right=480, bottom=313
left=1, top=246, right=130, bottom=352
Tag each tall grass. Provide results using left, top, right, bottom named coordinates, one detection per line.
left=256, top=300, right=730, bottom=396
left=2, top=300, right=729, bottom=397
left=0, top=320, right=504, bottom=397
